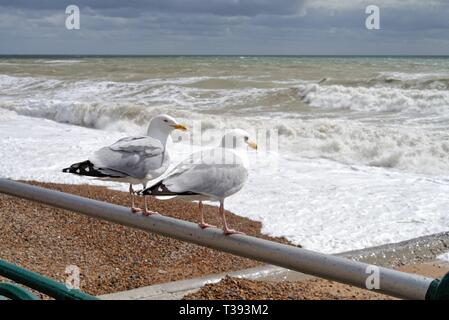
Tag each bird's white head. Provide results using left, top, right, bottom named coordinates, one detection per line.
left=220, top=129, right=257, bottom=150
left=147, top=114, right=187, bottom=146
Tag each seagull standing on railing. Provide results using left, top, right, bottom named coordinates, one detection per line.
left=62, top=114, right=187, bottom=215
left=142, top=129, right=257, bottom=235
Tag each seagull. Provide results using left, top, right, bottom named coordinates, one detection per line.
left=62, top=114, right=187, bottom=215
left=142, top=129, right=257, bottom=235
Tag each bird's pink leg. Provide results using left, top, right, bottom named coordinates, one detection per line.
left=198, top=201, right=216, bottom=229
left=142, top=195, right=159, bottom=216
left=219, top=201, right=244, bottom=235
left=129, top=184, right=142, bottom=214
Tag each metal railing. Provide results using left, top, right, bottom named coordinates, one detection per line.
left=0, top=283, right=39, bottom=300
left=0, top=178, right=448, bottom=300
left=0, top=259, right=97, bottom=300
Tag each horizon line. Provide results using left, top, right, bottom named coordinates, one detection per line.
left=1, top=54, right=449, bottom=58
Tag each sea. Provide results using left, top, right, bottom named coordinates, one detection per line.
left=1, top=55, right=449, bottom=253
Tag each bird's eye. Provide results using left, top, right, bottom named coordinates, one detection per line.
left=244, top=136, right=249, bottom=141
left=163, top=119, right=168, bottom=123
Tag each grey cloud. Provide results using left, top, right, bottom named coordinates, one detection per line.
left=0, top=0, right=448, bottom=55
left=0, top=0, right=306, bottom=17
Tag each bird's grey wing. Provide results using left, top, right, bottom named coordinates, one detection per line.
left=109, top=136, right=162, bottom=155
left=89, top=136, right=166, bottom=179
left=163, top=148, right=248, bottom=198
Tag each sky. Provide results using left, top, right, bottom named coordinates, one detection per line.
left=0, top=0, right=448, bottom=55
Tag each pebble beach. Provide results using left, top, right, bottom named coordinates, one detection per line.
left=0, top=181, right=291, bottom=296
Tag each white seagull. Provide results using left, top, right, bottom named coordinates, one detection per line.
left=62, top=114, right=187, bottom=215
left=142, top=129, right=257, bottom=235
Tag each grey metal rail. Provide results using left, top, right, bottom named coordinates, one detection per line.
left=0, top=178, right=447, bottom=300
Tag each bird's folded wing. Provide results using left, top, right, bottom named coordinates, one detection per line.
left=163, top=149, right=248, bottom=198
left=89, top=136, right=166, bottom=179
left=109, top=136, right=163, bottom=155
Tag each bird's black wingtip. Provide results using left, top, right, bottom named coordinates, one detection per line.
left=143, top=181, right=198, bottom=197
left=142, top=180, right=163, bottom=196
left=62, top=160, right=123, bottom=178
left=141, top=186, right=157, bottom=196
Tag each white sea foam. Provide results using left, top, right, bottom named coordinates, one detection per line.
left=322, top=71, right=449, bottom=90
left=437, top=252, right=449, bottom=262
left=7, top=104, right=449, bottom=175
left=4, top=73, right=449, bottom=122
left=275, top=118, right=449, bottom=175
left=38, top=59, right=83, bottom=65
left=377, top=71, right=449, bottom=81
left=1, top=74, right=449, bottom=175
left=298, top=83, right=449, bottom=114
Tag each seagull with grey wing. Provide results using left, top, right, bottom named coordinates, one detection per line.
left=62, top=114, right=187, bottom=215
left=142, top=129, right=257, bottom=235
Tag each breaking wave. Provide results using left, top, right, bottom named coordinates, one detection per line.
left=2, top=73, right=449, bottom=175
left=321, top=72, right=449, bottom=90
left=298, top=82, right=449, bottom=114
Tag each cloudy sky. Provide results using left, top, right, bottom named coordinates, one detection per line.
left=0, top=0, right=448, bottom=55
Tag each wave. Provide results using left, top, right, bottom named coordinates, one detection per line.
left=7, top=72, right=448, bottom=120
left=2, top=74, right=449, bottom=175
left=321, top=72, right=449, bottom=90
left=0, top=74, right=300, bottom=116
left=37, top=59, right=83, bottom=65
left=4, top=103, right=449, bottom=254
left=279, top=118, right=449, bottom=175
left=2, top=99, right=449, bottom=175
left=298, top=82, right=449, bottom=114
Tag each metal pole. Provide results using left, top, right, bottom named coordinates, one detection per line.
left=0, top=259, right=98, bottom=300
left=0, top=178, right=441, bottom=300
left=0, top=283, right=39, bottom=300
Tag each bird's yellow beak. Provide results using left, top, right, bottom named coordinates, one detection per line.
left=246, top=140, right=258, bottom=150
left=171, top=124, right=188, bottom=131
